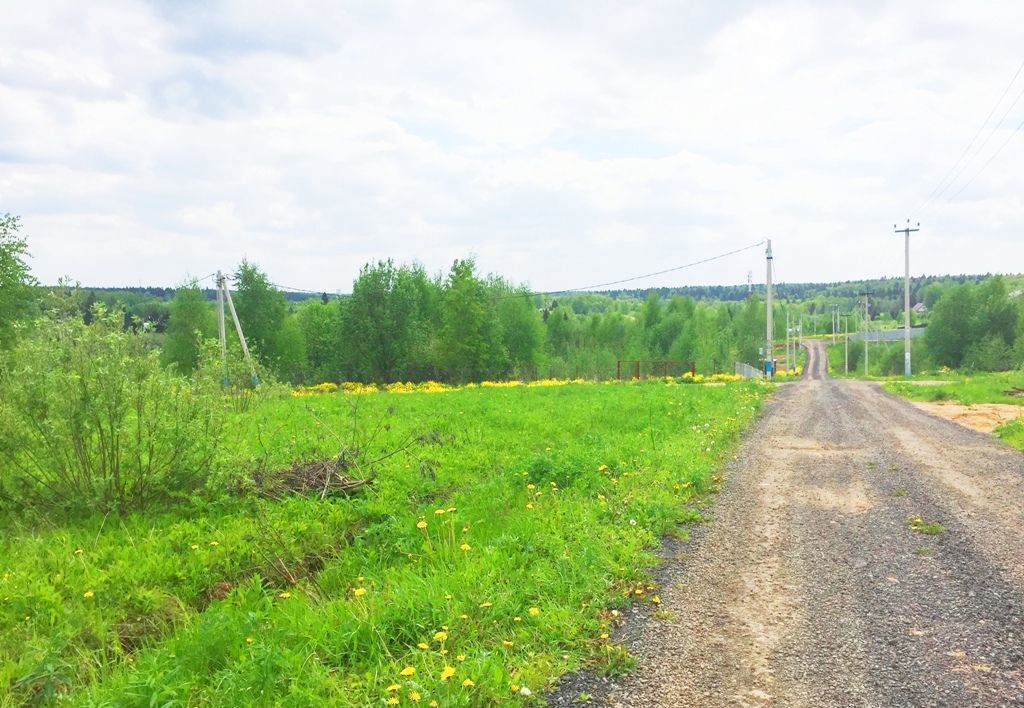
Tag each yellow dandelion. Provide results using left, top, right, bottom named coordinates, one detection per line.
left=598, top=464, right=608, bottom=472
left=246, top=636, right=254, bottom=645
left=459, top=543, right=471, bottom=552
left=446, top=507, right=456, bottom=513
left=409, top=691, right=421, bottom=703
left=511, top=684, right=520, bottom=692
left=600, top=633, right=609, bottom=639
left=440, top=648, right=448, bottom=655
left=444, top=593, right=453, bottom=600
left=387, top=698, right=399, bottom=706
left=430, top=702, right=438, bottom=707
left=190, top=544, right=199, bottom=550
left=526, top=503, right=534, bottom=509
left=387, top=683, right=401, bottom=692
left=357, top=575, right=364, bottom=581
left=83, top=591, right=94, bottom=599
left=460, top=613, right=469, bottom=619
left=440, top=665, right=456, bottom=681
left=279, top=591, right=291, bottom=599
left=74, top=548, right=84, bottom=555
left=456, top=653, right=466, bottom=662
left=353, top=587, right=367, bottom=597
left=433, top=630, right=448, bottom=642
left=502, top=640, right=514, bottom=648
left=416, top=520, right=428, bottom=529
left=400, top=666, right=416, bottom=676
left=528, top=607, right=540, bottom=617
left=479, top=601, right=492, bottom=608
left=514, top=616, right=522, bottom=622
left=434, top=508, right=446, bottom=515
left=209, top=540, right=220, bottom=546
left=462, top=678, right=474, bottom=687
left=417, top=642, right=429, bottom=650
left=652, top=595, right=661, bottom=605
left=527, top=483, right=536, bottom=490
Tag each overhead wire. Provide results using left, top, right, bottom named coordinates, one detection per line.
left=214, top=239, right=766, bottom=303
left=944, top=112, right=1024, bottom=204
left=914, top=58, right=1024, bottom=216
left=917, top=58, right=1024, bottom=218
left=523, top=239, right=766, bottom=298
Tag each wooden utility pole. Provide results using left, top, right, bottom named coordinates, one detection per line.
left=895, top=220, right=919, bottom=377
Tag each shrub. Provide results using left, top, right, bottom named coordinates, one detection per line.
left=0, top=306, right=225, bottom=515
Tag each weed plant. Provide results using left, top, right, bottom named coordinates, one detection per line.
left=0, top=379, right=765, bottom=705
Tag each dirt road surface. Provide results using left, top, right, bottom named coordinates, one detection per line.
left=552, top=340, right=1024, bottom=707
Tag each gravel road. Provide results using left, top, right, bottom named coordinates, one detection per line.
left=551, top=340, right=1024, bottom=707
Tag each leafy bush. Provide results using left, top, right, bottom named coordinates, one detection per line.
left=0, top=307, right=225, bottom=515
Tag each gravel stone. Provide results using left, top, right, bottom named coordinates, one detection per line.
left=549, top=341, right=1024, bottom=707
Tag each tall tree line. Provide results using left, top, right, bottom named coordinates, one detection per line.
left=160, top=257, right=773, bottom=383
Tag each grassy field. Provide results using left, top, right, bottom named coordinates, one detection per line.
left=1, top=379, right=765, bottom=706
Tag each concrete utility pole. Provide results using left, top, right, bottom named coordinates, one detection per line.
left=216, top=271, right=228, bottom=386
left=832, top=304, right=838, bottom=345
left=844, top=315, right=849, bottom=375
left=860, top=291, right=872, bottom=376
left=786, top=309, right=791, bottom=372
left=895, top=220, right=920, bottom=377
left=766, top=240, right=774, bottom=378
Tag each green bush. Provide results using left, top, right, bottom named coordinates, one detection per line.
left=0, top=307, right=225, bottom=515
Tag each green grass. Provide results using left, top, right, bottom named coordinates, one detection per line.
left=885, top=370, right=1024, bottom=406
left=908, top=515, right=945, bottom=535
left=1, top=379, right=766, bottom=706
left=884, top=370, right=1024, bottom=451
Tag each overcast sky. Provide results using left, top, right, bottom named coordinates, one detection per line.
left=2, top=1, right=1022, bottom=293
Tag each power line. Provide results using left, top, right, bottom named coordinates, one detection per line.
left=219, top=239, right=765, bottom=304
left=544, top=239, right=766, bottom=295
left=915, top=58, right=1024, bottom=217
left=267, top=281, right=340, bottom=297
left=945, top=112, right=1024, bottom=203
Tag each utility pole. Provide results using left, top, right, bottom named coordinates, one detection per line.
left=765, top=240, right=773, bottom=378
left=860, top=291, right=872, bottom=376
left=215, top=271, right=260, bottom=388
left=747, top=270, right=753, bottom=294
left=786, top=309, right=791, bottom=373
left=844, top=314, right=849, bottom=375
left=832, top=304, right=838, bottom=345
left=216, top=271, right=229, bottom=386
left=895, top=219, right=920, bottom=377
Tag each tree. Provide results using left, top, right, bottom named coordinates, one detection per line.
left=494, top=282, right=545, bottom=376
left=296, top=299, right=343, bottom=383
left=0, top=214, right=38, bottom=348
left=274, top=314, right=308, bottom=383
left=925, top=284, right=975, bottom=368
left=438, top=258, right=506, bottom=380
left=232, top=260, right=287, bottom=370
left=162, top=280, right=215, bottom=374
left=344, top=260, right=432, bottom=382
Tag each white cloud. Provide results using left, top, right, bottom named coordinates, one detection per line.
left=1, top=0, right=1022, bottom=291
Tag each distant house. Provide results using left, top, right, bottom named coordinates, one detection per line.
left=912, top=302, right=928, bottom=315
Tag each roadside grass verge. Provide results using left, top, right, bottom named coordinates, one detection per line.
left=1, top=379, right=766, bottom=705
left=885, top=371, right=1024, bottom=452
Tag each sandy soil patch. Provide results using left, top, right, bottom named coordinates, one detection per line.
left=912, top=401, right=1024, bottom=434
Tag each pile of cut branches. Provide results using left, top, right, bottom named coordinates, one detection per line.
left=265, top=453, right=374, bottom=500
